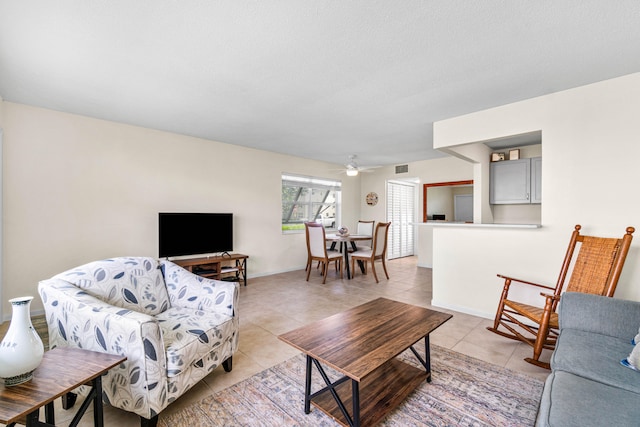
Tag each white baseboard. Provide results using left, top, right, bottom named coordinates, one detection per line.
left=431, top=299, right=493, bottom=320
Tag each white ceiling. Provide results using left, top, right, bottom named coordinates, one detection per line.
left=1, top=1, right=639, bottom=168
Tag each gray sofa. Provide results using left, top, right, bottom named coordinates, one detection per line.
left=536, top=292, right=640, bottom=426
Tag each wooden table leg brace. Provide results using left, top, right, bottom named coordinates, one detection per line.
left=9, top=375, right=105, bottom=427
left=305, top=355, right=361, bottom=427
left=303, top=336, right=432, bottom=427
left=409, top=335, right=433, bottom=382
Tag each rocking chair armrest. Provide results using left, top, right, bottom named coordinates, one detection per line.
left=539, top=292, right=560, bottom=301
left=497, top=274, right=555, bottom=291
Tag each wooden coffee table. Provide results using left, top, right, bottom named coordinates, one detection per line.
left=278, top=298, right=452, bottom=427
left=0, top=347, right=126, bottom=427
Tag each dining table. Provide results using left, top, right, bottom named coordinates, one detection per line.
left=325, top=233, right=373, bottom=279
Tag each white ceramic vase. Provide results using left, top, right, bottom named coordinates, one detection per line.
left=0, top=296, right=45, bottom=386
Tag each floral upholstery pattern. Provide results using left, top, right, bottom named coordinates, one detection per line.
left=160, top=260, right=235, bottom=317
left=156, top=307, right=235, bottom=378
left=53, top=257, right=170, bottom=316
left=38, top=257, right=239, bottom=421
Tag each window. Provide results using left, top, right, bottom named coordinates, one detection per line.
left=282, top=174, right=341, bottom=233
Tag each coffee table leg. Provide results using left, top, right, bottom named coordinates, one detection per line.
left=352, top=379, right=360, bottom=427
left=409, top=335, right=433, bottom=382
left=425, top=335, right=432, bottom=383
left=305, top=355, right=312, bottom=414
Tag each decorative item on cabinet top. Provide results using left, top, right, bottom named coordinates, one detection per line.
left=491, top=152, right=505, bottom=162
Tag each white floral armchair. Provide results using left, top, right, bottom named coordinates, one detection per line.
left=37, top=257, right=239, bottom=427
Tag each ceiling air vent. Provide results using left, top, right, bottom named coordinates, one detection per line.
left=395, top=164, right=409, bottom=174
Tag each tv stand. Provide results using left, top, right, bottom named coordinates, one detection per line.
left=174, top=254, right=248, bottom=286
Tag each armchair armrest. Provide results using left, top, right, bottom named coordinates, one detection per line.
left=38, top=278, right=168, bottom=419
left=558, top=292, right=640, bottom=339
left=160, top=260, right=239, bottom=317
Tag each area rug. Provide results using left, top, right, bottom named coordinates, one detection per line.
left=159, top=343, right=544, bottom=427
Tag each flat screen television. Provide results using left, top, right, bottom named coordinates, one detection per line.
left=159, top=213, right=233, bottom=258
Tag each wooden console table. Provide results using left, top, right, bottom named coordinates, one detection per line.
left=0, top=347, right=126, bottom=427
left=174, top=254, right=249, bottom=286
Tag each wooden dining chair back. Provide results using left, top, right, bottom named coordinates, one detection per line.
left=357, top=220, right=375, bottom=236
left=350, top=222, right=391, bottom=283
left=354, top=220, right=375, bottom=251
left=305, top=222, right=343, bottom=284
left=487, top=224, right=635, bottom=368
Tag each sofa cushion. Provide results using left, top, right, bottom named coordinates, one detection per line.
left=156, top=306, right=235, bottom=378
left=54, top=257, right=170, bottom=316
left=160, top=260, right=235, bottom=316
left=536, top=371, right=640, bottom=427
left=551, top=328, right=639, bottom=394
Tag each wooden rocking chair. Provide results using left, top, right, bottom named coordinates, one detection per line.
left=487, top=224, right=634, bottom=369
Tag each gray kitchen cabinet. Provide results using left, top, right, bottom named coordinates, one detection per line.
left=490, top=157, right=541, bottom=204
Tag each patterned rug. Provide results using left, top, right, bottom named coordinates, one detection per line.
left=159, top=343, right=544, bottom=427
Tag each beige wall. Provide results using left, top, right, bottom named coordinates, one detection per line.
left=0, top=99, right=3, bottom=318
left=431, top=73, right=640, bottom=318
left=0, top=102, right=361, bottom=318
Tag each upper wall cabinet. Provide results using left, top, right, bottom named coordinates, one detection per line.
left=490, top=157, right=541, bottom=204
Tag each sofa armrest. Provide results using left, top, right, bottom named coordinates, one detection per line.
left=38, top=278, right=168, bottom=419
left=559, top=292, right=640, bottom=340
left=160, top=260, right=239, bottom=317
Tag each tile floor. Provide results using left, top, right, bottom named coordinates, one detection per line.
left=2, top=256, right=551, bottom=426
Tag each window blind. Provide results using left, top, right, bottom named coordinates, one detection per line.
left=386, top=180, right=416, bottom=259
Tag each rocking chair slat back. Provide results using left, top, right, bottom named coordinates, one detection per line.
left=566, top=236, right=624, bottom=296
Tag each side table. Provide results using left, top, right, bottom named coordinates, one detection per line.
left=0, top=347, right=126, bottom=427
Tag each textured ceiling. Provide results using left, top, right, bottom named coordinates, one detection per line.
left=1, top=1, right=639, bottom=168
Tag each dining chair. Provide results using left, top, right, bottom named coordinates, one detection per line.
left=305, top=222, right=343, bottom=284
left=350, top=222, right=390, bottom=283
left=353, top=220, right=375, bottom=251
left=486, top=224, right=634, bottom=368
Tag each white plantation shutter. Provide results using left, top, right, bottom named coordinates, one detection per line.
left=386, top=180, right=416, bottom=259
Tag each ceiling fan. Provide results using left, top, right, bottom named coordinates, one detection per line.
left=340, top=155, right=378, bottom=177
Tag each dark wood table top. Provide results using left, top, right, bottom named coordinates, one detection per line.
left=0, top=347, right=127, bottom=424
left=278, top=297, right=452, bottom=381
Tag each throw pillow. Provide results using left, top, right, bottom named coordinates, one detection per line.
left=633, top=327, right=640, bottom=345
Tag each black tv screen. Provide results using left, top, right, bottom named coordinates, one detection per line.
left=159, top=213, right=233, bottom=258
